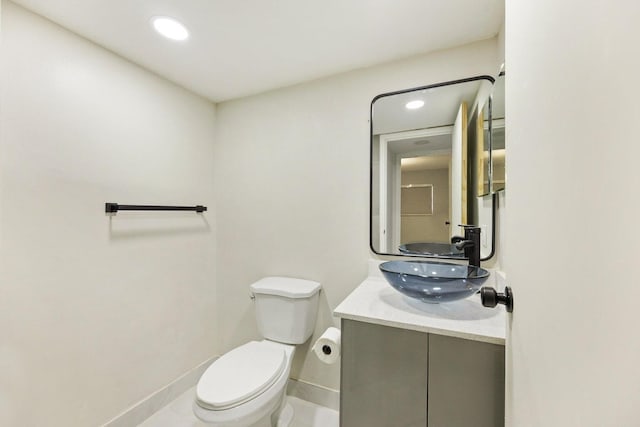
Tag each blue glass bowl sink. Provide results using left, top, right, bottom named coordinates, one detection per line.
left=398, top=242, right=465, bottom=257
left=379, top=261, right=490, bottom=303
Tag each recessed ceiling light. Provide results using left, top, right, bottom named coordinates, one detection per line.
left=152, top=16, right=189, bottom=41
left=405, top=100, right=425, bottom=110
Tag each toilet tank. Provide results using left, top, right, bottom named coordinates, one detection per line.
left=250, top=277, right=321, bottom=344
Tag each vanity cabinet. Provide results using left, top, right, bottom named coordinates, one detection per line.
left=340, top=319, right=505, bottom=427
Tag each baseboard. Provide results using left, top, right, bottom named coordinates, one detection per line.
left=101, top=356, right=216, bottom=427
left=287, top=378, right=340, bottom=411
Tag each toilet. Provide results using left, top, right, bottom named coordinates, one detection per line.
left=193, top=277, right=321, bottom=427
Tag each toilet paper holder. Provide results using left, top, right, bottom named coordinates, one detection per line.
left=313, top=327, right=341, bottom=364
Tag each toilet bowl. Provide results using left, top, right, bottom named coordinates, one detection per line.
left=194, top=277, right=321, bottom=427
left=193, top=340, right=295, bottom=427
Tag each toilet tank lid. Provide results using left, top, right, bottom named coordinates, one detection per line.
left=250, top=277, right=321, bottom=298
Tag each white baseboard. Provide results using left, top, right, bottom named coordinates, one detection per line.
left=101, top=357, right=216, bottom=427
left=287, top=378, right=340, bottom=411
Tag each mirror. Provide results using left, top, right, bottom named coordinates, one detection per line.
left=370, top=75, right=504, bottom=259
left=491, top=71, right=505, bottom=193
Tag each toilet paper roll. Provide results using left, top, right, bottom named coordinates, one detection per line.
left=312, top=327, right=341, bottom=364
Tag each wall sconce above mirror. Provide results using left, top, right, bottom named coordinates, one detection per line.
left=370, top=74, right=505, bottom=259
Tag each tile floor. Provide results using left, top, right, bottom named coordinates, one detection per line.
left=137, top=386, right=339, bottom=427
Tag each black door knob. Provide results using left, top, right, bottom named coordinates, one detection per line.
left=480, top=286, right=513, bottom=313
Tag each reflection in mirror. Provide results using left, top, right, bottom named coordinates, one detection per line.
left=491, top=72, right=505, bottom=193
left=475, top=93, right=492, bottom=197
left=370, top=76, right=499, bottom=259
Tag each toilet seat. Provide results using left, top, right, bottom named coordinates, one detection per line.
left=196, top=341, right=286, bottom=411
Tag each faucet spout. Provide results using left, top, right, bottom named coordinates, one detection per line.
left=454, top=239, right=474, bottom=249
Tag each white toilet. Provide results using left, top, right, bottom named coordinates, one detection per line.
left=193, top=277, right=321, bottom=427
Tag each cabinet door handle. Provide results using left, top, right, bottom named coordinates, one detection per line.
left=480, top=286, right=513, bottom=313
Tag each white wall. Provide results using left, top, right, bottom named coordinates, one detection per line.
left=0, top=2, right=217, bottom=426
left=505, top=1, right=640, bottom=425
left=215, top=38, right=500, bottom=390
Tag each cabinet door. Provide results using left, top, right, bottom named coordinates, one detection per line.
left=428, top=334, right=505, bottom=427
left=340, top=319, right=428, bottom=427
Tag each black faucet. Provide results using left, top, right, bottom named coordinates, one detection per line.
left=454, top=226, right=481, bottom=267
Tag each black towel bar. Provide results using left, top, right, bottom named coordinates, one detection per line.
left=105, top=203, right=207, bottom=214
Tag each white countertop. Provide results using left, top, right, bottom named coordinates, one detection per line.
left=333, top=261, right=506, bottom=345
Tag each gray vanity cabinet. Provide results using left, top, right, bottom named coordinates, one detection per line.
left=427, top=334, right=505, bottom=427
left=340, top=319, right=429, bottom=427
left=340, top=319, right=505, bottom=427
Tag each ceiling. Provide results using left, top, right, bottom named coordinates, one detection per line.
left=11, top=0, right=504, bottom=102
left=401, top=155, right=450, bottom=172
left=372, top=78, right=492, bottom=135
left=393, top=133, right=452, bottom=172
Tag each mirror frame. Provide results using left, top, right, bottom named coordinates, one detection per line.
left=369, top=75, right=498, bottom=261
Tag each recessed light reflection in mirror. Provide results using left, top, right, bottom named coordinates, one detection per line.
left=405, top=100, right=425, bottom=110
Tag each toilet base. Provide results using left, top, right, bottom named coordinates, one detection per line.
left=274, top=401, right=293, bottom=427
left=212, top=399, right=291, bottom=427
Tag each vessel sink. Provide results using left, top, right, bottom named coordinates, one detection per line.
left=398, top=242, right=464, bottom=257
left=379, top=261, right=490, bottom=303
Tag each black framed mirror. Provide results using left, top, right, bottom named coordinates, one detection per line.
left=370, top=75, right=502, bottom=260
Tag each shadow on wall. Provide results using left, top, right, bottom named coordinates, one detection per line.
left=107, top=213, right=212, bottom=240
left=228, top=303, right=259, bottom=349
left=289, top=287, right=338, bottom=382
